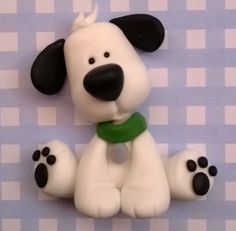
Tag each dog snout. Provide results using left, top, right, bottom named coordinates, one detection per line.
left=83, top=64, right=124, bottom=101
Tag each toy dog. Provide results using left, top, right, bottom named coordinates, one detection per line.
left=31, top=6, right=217, bottom=218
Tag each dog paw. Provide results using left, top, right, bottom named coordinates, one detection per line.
left=186, top=156, right=217, bottom=196
left=165, top=149, right=218, bottom=200
left=33, top=147, right=56, bottom=188
left=32, top=140, right=78, bottom=198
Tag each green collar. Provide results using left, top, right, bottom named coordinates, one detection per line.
left=96, top=112, right=147, bottom=143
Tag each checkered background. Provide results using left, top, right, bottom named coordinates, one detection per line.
left=0, top=0, right=235, bottom=230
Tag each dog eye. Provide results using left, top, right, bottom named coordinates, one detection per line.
left=88, top=57, right=95, bottom=64
left=104, top=52, right=110, bottom=58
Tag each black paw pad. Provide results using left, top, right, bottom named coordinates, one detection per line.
left=46, top=155, right=56, bottom=165
left=42, top=147, right=50, bottom=156
left=34, top=163, right=48, bottom=188
left=193, top=172, right=210, bottom=196
left=209, top=166, right=217, bottom=177
left=32, top=146, right=56, bottom=164
left=32, top=150, right=40, bottom=161
left=32, top=146, right=56, bottom=189
left=198, top=156, right=208, bottom=168
left=186, top=156, right=217, bottom=196
left=187, top=160, right=197, bottom=172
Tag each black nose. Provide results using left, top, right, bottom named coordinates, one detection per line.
left=83, top=64, right=124, bottom=101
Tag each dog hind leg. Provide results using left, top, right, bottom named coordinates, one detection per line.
left=164, top=149, right=217, bottom=200
left=32, top=140, right=78, bottom=198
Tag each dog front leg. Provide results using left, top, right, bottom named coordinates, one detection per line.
left=121, top=131, right=170, bottom=218
left=74, top=135, right=120, bottom=218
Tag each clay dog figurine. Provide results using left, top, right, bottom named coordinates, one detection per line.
left=31, top=6, right=217, bottom=218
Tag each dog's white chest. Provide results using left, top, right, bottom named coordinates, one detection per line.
left=108, top=143, right=130, bottom=163
left=107, top=142, right=131, bottom=189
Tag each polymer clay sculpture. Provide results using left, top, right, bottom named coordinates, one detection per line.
left=31, top=6, right=217, bottom=218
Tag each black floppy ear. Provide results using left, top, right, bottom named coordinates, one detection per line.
left=110, top=14, right=165, bottom=52
left=31, top=39, right=67, bottom=95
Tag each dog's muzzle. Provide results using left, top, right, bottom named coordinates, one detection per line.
left=83, top=64, right=124, bottom=101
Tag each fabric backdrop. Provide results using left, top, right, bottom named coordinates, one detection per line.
left=0, top=0, right=235, bottom=230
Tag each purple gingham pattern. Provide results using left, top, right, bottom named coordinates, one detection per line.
left=0, top=0, right=235, bottom=230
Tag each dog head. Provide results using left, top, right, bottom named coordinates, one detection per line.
left=31, top=6, right=165, bottom=122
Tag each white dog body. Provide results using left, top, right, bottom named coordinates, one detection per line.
left=31, top=8, right=217, bottom=218
left=74, top=132, right=170, bottom=218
